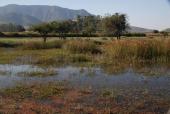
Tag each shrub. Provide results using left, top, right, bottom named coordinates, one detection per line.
left=0, top=32, right=5, bottom=37
left=0, top=40, right=22, bottom=48
left=124, top=33, right=146, bottom=37
left=5, top=32, right=20, bottom=37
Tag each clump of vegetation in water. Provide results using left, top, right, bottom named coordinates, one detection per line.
left=0, top=70, right=10, bottom=76
left=0, top=83, right=65, bottom=100
left=17, top=68, right=58, bottom=77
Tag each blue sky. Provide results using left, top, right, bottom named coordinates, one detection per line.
left=0, top=0, right=170, bottom=30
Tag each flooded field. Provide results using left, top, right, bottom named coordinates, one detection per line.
left=0, top=0, right=169, bottom=112
left=0, top=64, right=170, bottom=90
left=0, top=38, right=169, bottom=113
left=0, top=64, right=169, bottom=114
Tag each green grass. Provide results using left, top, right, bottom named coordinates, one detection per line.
left=0, top=37, right=169, bottom=67
left=22, top=40, right=65, bottom=50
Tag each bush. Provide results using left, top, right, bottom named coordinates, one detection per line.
left=0, top=39, right=22, bottom=48
left=0, top=32, right=5, bottom=37
left=0, top=42, right=21, bottom=48
left=124, top=33, right=146, bottom=37
left=5, top=32, right=20, bottom=37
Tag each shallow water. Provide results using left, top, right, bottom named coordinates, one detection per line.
left=0, top=64, right=169, bottom=95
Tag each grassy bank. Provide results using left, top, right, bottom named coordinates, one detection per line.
left=0, top=37, right=169, bottom=67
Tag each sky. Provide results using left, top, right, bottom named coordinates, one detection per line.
left=0, top=0, right=170, bottom=30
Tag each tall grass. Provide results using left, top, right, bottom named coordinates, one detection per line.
left=22, top=40, right=65, bottom=50
left=0, top=38, right=169, bottom=66
left=103, top=39, right=170, bottom=62
left=63, top=39, right=101, bottom=54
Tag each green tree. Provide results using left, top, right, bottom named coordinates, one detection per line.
left=16, top=25, right=25, bottom=32
left=75, top=15, right=101, bottom=35
left=0, top=32, right=4, bottom=37
left=102, top=13, right=129, bottom=39
left=82, top=16, right=98, bottom=35
left=31, top=23, right=51, bottom=43
left=50, top=21, right=71, bottom=39
left=76, top=15, right=84, bottom=33
left=153, top=30, right=159, bottom=33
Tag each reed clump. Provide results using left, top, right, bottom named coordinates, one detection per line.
left=22, top=40, right=65, bottom=50
left=63, top=39, right=101, bottom=54
left=103, top=39, right=170, bottom=62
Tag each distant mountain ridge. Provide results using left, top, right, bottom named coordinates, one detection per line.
left=0, top=4, right=91, bottom=26
left=0, top=13, right=42, bottom=25
left=129, top=26, right=153, bottom=33
left=164, top=28, right=170, bottom=32
left=0, top=4, right=163, bottom=33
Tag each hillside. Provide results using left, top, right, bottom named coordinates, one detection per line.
left=129, top=26, right=153, bottom=33
left=164, top=28, right=170, bottom=32
left=0, top=4, right=91, bottom=26
left=0, top=13, right=42, bottom=26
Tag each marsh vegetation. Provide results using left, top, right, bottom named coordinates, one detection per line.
left=0, top=36, right=169, bottom=113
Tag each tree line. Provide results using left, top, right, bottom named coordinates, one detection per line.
left=30, top=13, right=129, bottom=42
left=0, top=23, right=25, bottom=32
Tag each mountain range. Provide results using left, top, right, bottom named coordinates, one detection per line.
left=128, top=26, right=153, bottom=33
left=0, top=4, right=167, bottom=33
left=164, top=28, right=170, bottom=32
left=0, top=4, right=91, bottom=26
